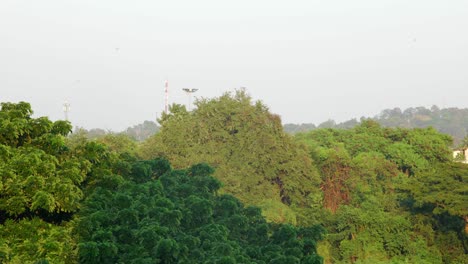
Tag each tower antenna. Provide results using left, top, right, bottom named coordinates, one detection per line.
left=63, top=100, right=71, bottom=121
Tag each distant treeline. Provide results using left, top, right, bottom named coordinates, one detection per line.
left=76, top=106, right=468, bottom=146
left=74, top=120, right=160, bottom=142
left=284, top=106, right=468, bottom=146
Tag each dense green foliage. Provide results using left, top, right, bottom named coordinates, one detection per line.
left=285, top=106, right=468, bottom=146
left=0, top=101, right=325, bottom=263
left=2, top=98, right=467, bottom=263
left=0, top=102, right=87, bottom=262
left=295, top=121, right=468, bottom=263
left=138, top=92, right=467, bottom=263
left=141, top=91, right=468, bottom=263
left=140, top=90, right=321, bottom=223
left=77, top=162, right=324, bottom=263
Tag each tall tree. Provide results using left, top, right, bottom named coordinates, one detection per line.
left=0, top=102, right=89, bottom=216
left=140, top=90, right=321, bottom=222
left=0, top=102, right=91, bottom=262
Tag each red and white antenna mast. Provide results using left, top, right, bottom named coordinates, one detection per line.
left=164, top=79, right=169, bottom=114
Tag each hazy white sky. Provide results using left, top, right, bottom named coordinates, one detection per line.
left=1, top=0, right=467, bottom=131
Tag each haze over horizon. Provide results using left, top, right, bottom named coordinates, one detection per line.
left=1, top=0, right=467, bottom=131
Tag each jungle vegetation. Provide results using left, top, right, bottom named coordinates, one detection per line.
left=1, top=92, right=467, bottom=263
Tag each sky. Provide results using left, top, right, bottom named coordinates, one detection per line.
left=1, top=0, right=467, bottom=131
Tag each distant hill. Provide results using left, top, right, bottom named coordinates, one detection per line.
left=123, top=120, right=160, bottom=141
left=284, top=106, right=468, bottom=146
left=72, top=120, right=160, bottom=142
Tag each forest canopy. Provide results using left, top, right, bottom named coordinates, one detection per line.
left=0, top=101, right=324, bottom=263
left=1, top=97, right=467, bottom=263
